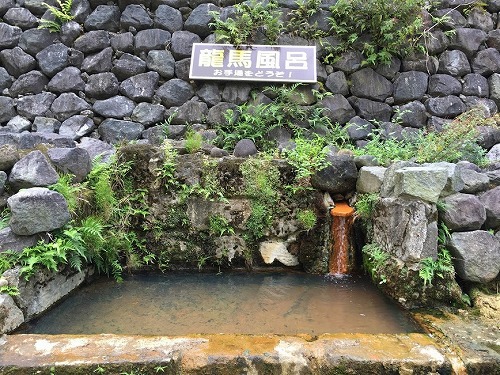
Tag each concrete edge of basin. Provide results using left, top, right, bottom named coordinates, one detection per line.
left=0, top=332, right=455, bottom=374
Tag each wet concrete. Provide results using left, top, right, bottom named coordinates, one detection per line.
left=0, top=332, right=451, bottom=374
left=1, top=311, right=498, bottom=374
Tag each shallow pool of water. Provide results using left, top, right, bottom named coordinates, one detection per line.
left=18, top=272, right=421, bottom=335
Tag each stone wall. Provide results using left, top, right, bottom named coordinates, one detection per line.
left=0, top=0, right=499, bottom=151
left=1, top=0, right=500, bottom=332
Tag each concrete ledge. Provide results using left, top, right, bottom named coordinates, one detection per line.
left=0, top=333, right=452, bottom=374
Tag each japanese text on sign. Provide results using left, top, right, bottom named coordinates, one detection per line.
left=189, top=43, right=317, bottom=83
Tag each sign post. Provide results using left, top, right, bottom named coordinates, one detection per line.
left=189, top=43, right=317, bottom=83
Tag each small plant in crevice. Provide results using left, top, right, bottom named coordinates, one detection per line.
left=216, top=84, right=340, bottom=153
left=0, top=285, right=19, bottom=297
left=184, top=129, right=203, bottom=154
left=156, top=142, right=179, bottom=189
left=49, top=174, right=86, bottom=215
left=286, top=0, right=326, bottom=40
left=240, top=156, right=281, bottom=265
left=209, top=0, right=282, bottom=45
left=180, top=159, right=227, bottom=203
left=419, top=248, right=455, bottom=287
left=208, top=214, right=235, bottom=237
left=0, top=208, right=10, bottom=230
left=362, top=243, right=390, bottom=284
left=326, top=0, right=429, bottom=66
left=38, top=0, right=75, bottom=33
left=282, top=136, right=330, bottom=188
left=354, top=193, right=379, bottom=221
left=296, top=209, right=317, bottom=231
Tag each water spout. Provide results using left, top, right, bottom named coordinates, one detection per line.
left=329, top=202, right=355, bottom=275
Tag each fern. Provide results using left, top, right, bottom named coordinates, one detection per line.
left=49, top=174, right=85, bottom=215
left=39, top=0, right=75, bottom=33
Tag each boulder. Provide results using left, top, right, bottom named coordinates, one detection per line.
left=0, top=23, right=22, bottom=49
left=233, top=139, right=257, bottom=157
left=349, top=97, right=392, bottom=122
left=9, top=71, right=48, bottom=97
left=462, top=73, right=489, bottom=97
left=18, top=28, right=57, bottom=55
left=0, top=227, right=39, bottom=253
left=0, top=67, right=13, bottom=92
left=119, top=71, right=159, bottom=102
left=391, top=165, right=448, bottom=203
left=440, top=193, right=486, bottom=231
left=110, top=31, right=134, bottom=53
left=120, top=4, right=153, bottom=31
left=172, top=100, right=208, bottom=125
left=98, top=119, right=144, bottom=144
left=51, top=92, right=91, bottom=122
left=47, top=147, right=91, bottom=182
left=425, top=96, right=465, bottom=117
left=448, top=231, right=500, bottom=283
left=59, top=115, right=95, bottom=140
left=449, top=27, right=488, bottom=57
left=0, top=144, right=19, bottom=171
left=84, top=5, right=121, bottom=32
left=85, top=72, right=119, bottom=99
left=356, top=166, right=386, bottom=194
left=396, top=101, right=427, bottom=128
left=460, top=169, right=490, bottom=194
left=154, top=4, right=183, bottom=33
left=0, top=170, right=5, bottom=194
left=77, top=137, right=115, bottom=162
left=5, top=116, right=31, bottom=133
left=112, top=53, right=147, bottom=81
left=311, top=153, right=358, bottom=194
left=0, top=294, right=24, bottom=334
left=490, top=73, right=500, bottom=107
left=32, top=117, right=61, bottom=133
left=93, top=95, right=136, bottom=118
left=373, top=197, right=438, bottom=265
left=345, top=116, right=373, bottom=141
left=349, top=68, right=392, bottom=102
left=428, top=74, right=462, bottom=96
left=0, top=46, right=36, bottom=77
left=325, top=71, right=349, bottom=96
left=438, top=50, right=471, bottom=77
left=73, top=30, right=110, bottom=54
left=60, top=21, right=82, bottom=46
left=207, top=102, right=237, bottom=126
left=3, top=266, right=87, bottom=320
left=331, top=50, right=362, bottom=74
left=174, top=58, right=191, bottom=80
left=466, top=7, right=494, bottom=32
left=486, top=144, right=500, bottom=164
left=184, top=3, right=218, bottom=38
left=134, top=29, right=171, bottom=55
left=393, top=71, right=429, bottom=104
left=487, top=29, right=500, bottom=50
left=430, top=162, right=464, bottom=196
left=81, top=47, right=113, bottom=74
left=170, top=30, right=201, bottom=60
left=131, top=103, right=165, bottom=127
left=472, top=48, right=500, bottom=76
left=320, top=95, right=355, bottom=125
left=35, top=43, right=69, bottom=77
left=7, top=187, right=70, bottom=235
left=479, top=187, right=500, bottom=229
left=146, top=50, right=175, bottom=79
left=401, top=54, right=438, bottom=74
left=222, top=83, right=252, bottom=105
left=47, top=67, right=85, bottom=94
left=196, top=83, right=221, bottom=107
left=156, top=79, right=194, bottom=108
left=0, top=96, right=17, bottom=123
left=8, top=150, right=59, bottom=190
left=16, top=92, right=56, bottom=120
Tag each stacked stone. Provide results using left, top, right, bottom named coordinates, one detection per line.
left=0, top=0, right=497, bottom=152
left=357, top=160, right=500, bottom=288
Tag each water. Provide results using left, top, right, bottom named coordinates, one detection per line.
left=18, top=272, right=421, bottom=336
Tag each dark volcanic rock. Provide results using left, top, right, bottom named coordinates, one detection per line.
left=84, top=5, right=121, bottom=32
left=93, top=95, right=136, bottom=118
left=98, top=118, right=144, bottom=144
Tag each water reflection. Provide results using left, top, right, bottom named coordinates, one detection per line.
left=18, top=272, right=421, bottom=335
